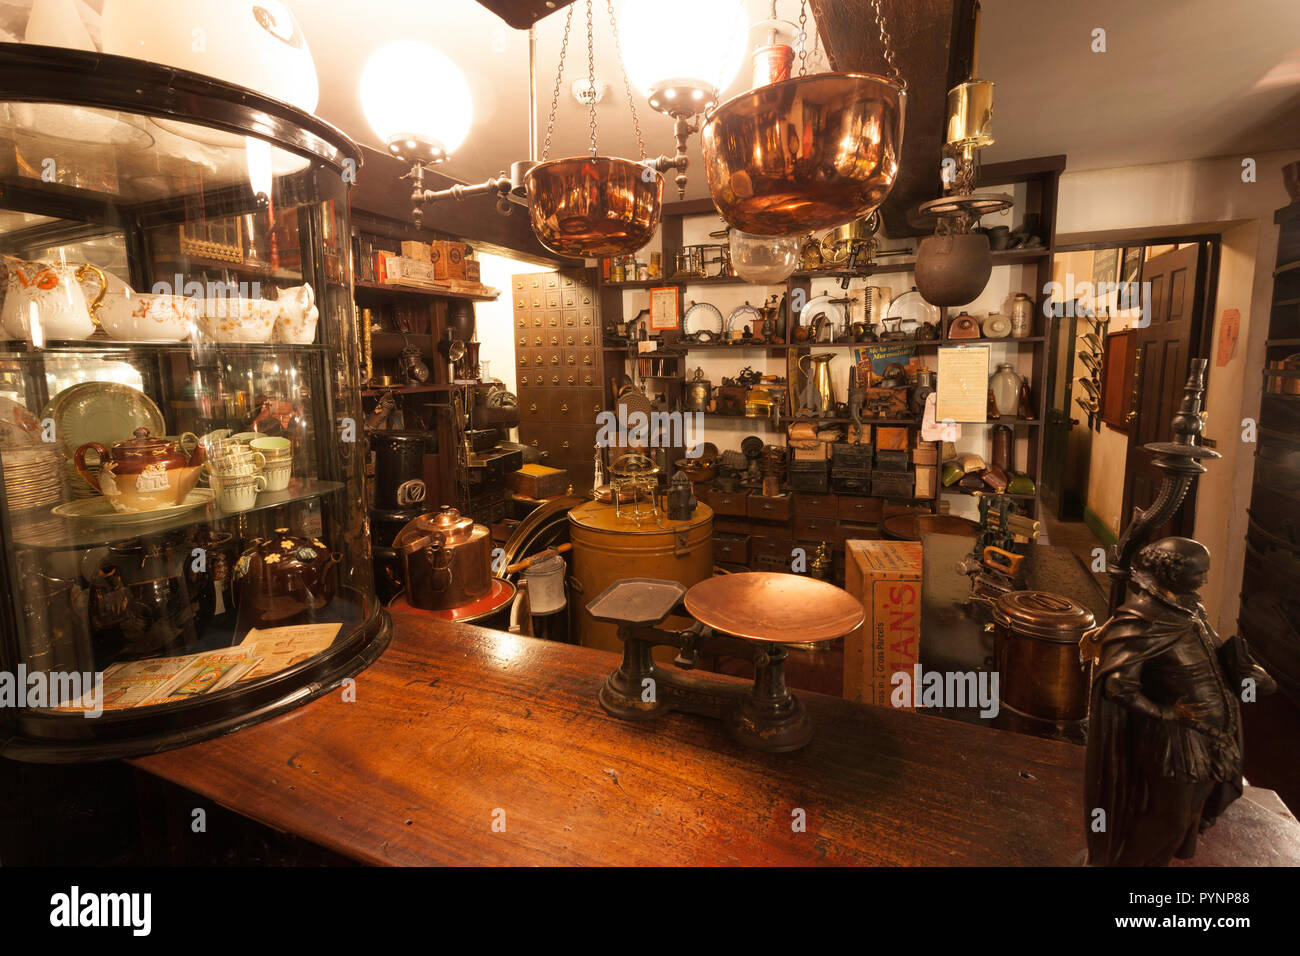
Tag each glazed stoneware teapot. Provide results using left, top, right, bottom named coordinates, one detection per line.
left=394, top=507, right=492, bottom=611
left=2, top=255, right=108, bottom=341
left=75, top=427, right=203, bottom=513
left=233, top=529, right=339, bottom=631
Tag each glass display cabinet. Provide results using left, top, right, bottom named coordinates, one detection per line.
left=0, top=44, right=389, bottom=761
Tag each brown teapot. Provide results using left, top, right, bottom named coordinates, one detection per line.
left=75, top=427, right=202, bottom=513
left=395, top=507, right=492, bottom=611
left=233, top=529, right=339, bottom=632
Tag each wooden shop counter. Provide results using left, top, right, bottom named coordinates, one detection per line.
left=129, top=609, right=1088, bottom=865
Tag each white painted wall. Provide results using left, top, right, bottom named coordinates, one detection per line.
left=1055, top=148, right=1300, bottom=633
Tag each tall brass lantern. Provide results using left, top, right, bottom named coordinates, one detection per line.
left=700, top=0, right=906, bottom=238
left=524, top=0, right=664, bottom=258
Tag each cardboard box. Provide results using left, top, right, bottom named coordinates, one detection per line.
left=843, top=540, right=922, bottom=707
left=376, top=252, right=435, bottom=284
left=914, top=463, right=938, bottom=499
left=401, top=240, right=431, bottom=261
left=465, top=259, right=481, bottom=282
left=431, top=240, right=468, bottom=281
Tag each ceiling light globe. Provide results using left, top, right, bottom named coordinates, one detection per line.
left=620, top=0, right=748, bottom=104
left=361, top=41, right=473, bottom=162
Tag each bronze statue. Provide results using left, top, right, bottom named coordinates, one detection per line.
left=1082, top=361, right=1273, bottom=865
left=1083, top=538, right=1273, bottom=865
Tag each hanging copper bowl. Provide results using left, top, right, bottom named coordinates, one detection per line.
left=700, top=73, right=905, bottom=237
left=525, top=156, right=664, bottom=258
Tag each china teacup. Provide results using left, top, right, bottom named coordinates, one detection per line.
left=249, top=436, right=291, bottom=460
left=214, top=473, right=266, bottom=513
left=262, top=460, right=292, bottom=492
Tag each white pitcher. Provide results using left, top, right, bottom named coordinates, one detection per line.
left=2, top=256, right=108, bottom=341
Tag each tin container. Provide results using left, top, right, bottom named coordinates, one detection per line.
left=568, top=499, right=713, bottom=655
left=992, top=590, right=1096, bottom=722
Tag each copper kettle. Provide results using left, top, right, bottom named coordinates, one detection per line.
left=394, top=507, right=492, bottom=610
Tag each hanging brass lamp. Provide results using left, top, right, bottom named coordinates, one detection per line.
left=524, top=0, right=663, bottom=258
left=699, top=0, right=906, bottom=238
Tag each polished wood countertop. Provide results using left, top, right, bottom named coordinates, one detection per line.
left=129, top=611, right=1088, bottom=866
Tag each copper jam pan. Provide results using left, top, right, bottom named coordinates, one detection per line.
left=701, top=72, right=905, bottom=237
left=525, top=155, right=663, bottom=258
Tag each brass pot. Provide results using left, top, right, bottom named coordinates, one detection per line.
left=700, top=72, right=905, bottom=237
left=524, top=156, right=663, bottom=258
left=395, top=506, right=493, bottom=611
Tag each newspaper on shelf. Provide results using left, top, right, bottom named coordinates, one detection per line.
left=237, top=622, right=342, bottom=683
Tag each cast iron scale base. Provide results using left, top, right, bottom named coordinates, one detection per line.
left=588, top=573, right=864, bottom=753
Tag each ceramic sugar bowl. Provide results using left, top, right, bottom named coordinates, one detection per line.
left=74, top=427, right=203, bottom=513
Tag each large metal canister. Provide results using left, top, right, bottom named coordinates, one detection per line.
left=568, top=500, right=713, bottom=654
left=992, top=590, right=1095, bottom=722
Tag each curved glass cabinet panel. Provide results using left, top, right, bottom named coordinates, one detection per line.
left=0, top=44, right=389, bottom=761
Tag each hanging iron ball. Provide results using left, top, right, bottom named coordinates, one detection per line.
left=914, top=231, right=993, bottom=307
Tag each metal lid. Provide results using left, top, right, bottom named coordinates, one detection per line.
left=992, top=590, right=1095, bottom=642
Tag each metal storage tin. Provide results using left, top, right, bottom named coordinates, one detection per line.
left=568, top=500, right=713, bottom=654
left=992, top=590, right=1095, bottom=722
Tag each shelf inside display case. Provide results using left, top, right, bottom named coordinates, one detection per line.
left=0, top=42, right=389, bottom=762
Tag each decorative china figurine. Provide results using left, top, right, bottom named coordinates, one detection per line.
left=74, top=427, right=203, bottom=513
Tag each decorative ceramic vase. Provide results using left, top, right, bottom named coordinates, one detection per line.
left=990, top=363, right=1022, bottom=417
left=1010, top=292, right=1034, bottom=338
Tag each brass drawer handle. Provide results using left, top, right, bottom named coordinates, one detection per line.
left=519, top=356, right=528, bottom=366
left=583, top=356, right=592, bottom=365
left=518, top=337, right=526, bottom=346
left=530, top=403, right=538, bottom=413
left=517, top=318, right=525, bottom=327
left=584, top=376, right=593, bottom=386
left=551, top=355, right=559, bottom=365
left=534, top=356, right=543, bottom=366
left=567, top=375, right=576, bottom=385
left=551, top=336, right=559, bottom=346
left=583, top=335, right=591, bottom=345
left=552, top=375, right=560, bottom=385
left=562, top=441, right=570, bottom=450
left=560, top=403, right=569, bottom=413
left=531, top=439, right=539, bottom=447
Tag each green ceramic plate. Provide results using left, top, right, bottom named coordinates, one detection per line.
left=41, top=381, right=165, bottom=461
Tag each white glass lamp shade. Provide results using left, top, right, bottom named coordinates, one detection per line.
left=101, top=0, right=319, bottom=113
left=730, top=230, right=801, bottom=284
left=620, top=0, right=748, bottom=103
left=360, top=42, right=473, bottom=162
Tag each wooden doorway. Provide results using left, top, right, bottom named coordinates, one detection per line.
left=1121, top=242, right=1213, bottom=538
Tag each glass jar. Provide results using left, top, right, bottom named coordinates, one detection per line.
left=990, top=364, right=1023, bottom=417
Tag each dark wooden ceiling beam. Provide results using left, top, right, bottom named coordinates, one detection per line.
left=811, top=0, right=977, bottom=237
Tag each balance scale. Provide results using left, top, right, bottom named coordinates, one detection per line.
left=586, top=572, right=864, bottom=752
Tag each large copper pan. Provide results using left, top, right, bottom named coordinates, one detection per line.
left=525, top=156, right=663, bottom=258
left=700, top=73, right=905, bottom=237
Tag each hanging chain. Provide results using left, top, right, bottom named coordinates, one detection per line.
left=606, top=0, right=645, bottom=159
left=542, top=3, right=574, bottom=161
left=797, top=0, right=808, bottom=76
left=870, top=0, right=904, bottom=89
left=585, top=0, right=599, bottom=157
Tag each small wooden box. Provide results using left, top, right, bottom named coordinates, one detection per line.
left=911, top=441, right=940, bottom=465
left=401, top=240, right=431, bottom=261
left=507, top=464, right=568, bottom=498
left=914, top=464, right=938, bottom=499
left=431, top=241, right=468, bottom=281
left=791, top=441, right=831, bottom=461
left=876, top=426, right=909, bottom=451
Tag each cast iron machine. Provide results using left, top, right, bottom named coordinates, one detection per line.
left=587, top=572, right=863, bottom=752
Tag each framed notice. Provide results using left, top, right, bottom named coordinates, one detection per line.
left=935, top=344, right=990, bottom=424
left=648, top=286, right=679, bottom=331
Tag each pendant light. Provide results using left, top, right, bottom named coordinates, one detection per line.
left=523, top=0, right=664, bottom=258
left=360, top=41, right=474, bottom=166
left=620, top=0, right=749, bottom=198
left=700, top=0, right=906, bottom=238
left=912, top=1, right=1009, bottom=307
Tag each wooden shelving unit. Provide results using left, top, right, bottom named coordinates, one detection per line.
left=598, top=155, right=1065, bottom=521
left=1239, top=198, right=1300, bottom=701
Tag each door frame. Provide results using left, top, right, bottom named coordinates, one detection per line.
left=1052, top=233, right=1221, bottom=536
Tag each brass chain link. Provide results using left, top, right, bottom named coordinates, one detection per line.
left=606, top=0, right=645, bottom=159
left=797, top=0, right=808, bottom=76
left=542, top=3, right=574, bottom=161
left=870, top=0, right=904, bottom=89
left=585, top=0, right=598, bottom=156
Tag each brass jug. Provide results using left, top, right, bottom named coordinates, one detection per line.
left=798, top=352, right=837, bottom=415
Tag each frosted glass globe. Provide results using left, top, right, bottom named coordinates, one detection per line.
left=730, top=230, right=801, bottom=284
left=361, top=42, right=473, bottom=157
left=620, top=0, right=748, bottom=101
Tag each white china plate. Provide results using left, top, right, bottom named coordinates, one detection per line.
left=52, top=489, right=215, bottom=524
